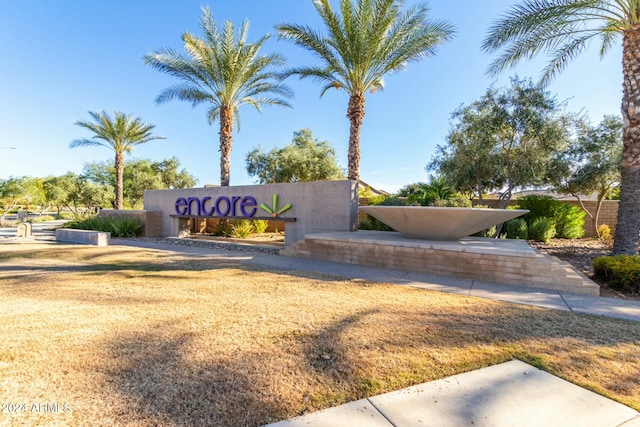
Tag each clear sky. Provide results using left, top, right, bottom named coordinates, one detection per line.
left=0, top=0, right=623, bottom=193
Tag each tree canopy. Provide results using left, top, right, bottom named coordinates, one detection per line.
left=246, top=129, right=344, bottom=184
left=83, top=157, right=197, bottom=208
left=430, top=78, right=572, bottom=208
left=552, top=115, right=623, bottom=235
left=482, top=0, right=640, bottom=254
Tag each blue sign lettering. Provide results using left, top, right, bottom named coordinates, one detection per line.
left=175, top=194, right=289, bottom=218
left=240, top=196, right=257, bottom=217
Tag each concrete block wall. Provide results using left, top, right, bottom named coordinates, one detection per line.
left=144, top=180, right=358, bottom=245
left=283, top=234, right=600, bottom=296
left=562, top=200, right=618, bottom=238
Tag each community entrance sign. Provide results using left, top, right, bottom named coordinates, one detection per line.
left=143, top=180, right=358, bottom=245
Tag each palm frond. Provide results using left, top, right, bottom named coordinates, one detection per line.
left=70, top=111, right=163, bottom=154
left=145, top=6, right=292, bottom=132
left=483, top=0, right=630, bottom=84
left=278, top=0, right=454, bottom=96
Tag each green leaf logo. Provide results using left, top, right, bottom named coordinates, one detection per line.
left=260, top=193, right=292, bottom=217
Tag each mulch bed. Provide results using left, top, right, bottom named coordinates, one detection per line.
left=529, top=238, right=640, bottom=299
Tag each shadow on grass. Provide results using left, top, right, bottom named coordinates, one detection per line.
left=96, top=325, right=291, bottom=427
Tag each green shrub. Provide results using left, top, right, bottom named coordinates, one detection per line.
left=376, top=196, right=406, bottom=206
left=504, top=218, right=528, bottom=240
left=517, top=195, right=584, bottom=239
left=231, top=220, right=254, bottom=238
left=368, top=195, right=391, bottom=206
left=528, top=217, right=556, bottom=243
left=358, top=218, right=373, bottom=230
left=209, top=219, right=233, bottom=237
left=517, top=195, right=556, bottom=227
left=64, top=216, right=144, bottom=237
left=111, top=217, right=145, bottom=237
left=593, top=255, right=640, bottom=294
left=431, top=196, right=472, bottom=208
left=598, top=224, right=613, bottom=245
left=369, top=215, right=394, bottom=231
left=474, top=225, right=498, bottom=238
left=252, top=220, right=269, bottom=234
left=553, top=204, right=585, bottom=239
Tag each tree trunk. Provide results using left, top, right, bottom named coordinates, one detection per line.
left=594, top=192, right=605, bottom=238
left=219, top=107, right=234, bottom=187
left=346, top=94, right=365, bottom=182
left=572, top=194, right=596, bottom=236
left=115, top=151, right=125, bottom=210
left=613, top=28, right=640, bottom=255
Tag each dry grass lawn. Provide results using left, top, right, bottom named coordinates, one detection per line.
left=0, top=242, right=639, bottom=426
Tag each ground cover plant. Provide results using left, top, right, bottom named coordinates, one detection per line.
left=0, top=244, right=639, bottom=426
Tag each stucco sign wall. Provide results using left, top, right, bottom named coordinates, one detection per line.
left=143, top=180, right=358, bottom=245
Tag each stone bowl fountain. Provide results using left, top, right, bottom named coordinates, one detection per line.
left=360, top=206, right=529, bottom=240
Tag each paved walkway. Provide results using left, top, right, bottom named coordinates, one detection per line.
left=3, top=230, right=640, bottom=426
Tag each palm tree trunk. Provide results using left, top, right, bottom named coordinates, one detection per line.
left=115, top=151, right=125, bottom=210
left=346, top=94, right=365, bottom=182
left=613, top=28, right=640, bottom=255
left=219, top=107, right=234, bottom=187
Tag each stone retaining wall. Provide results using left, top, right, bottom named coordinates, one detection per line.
left=282, top=231, right=600, bottom=296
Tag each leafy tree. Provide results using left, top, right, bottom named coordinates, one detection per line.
left=39, top=173, right=112, bottom=219
left=43, top=175, right=72, bottom=216
left=83, top=157, right=197, bottom=208
left=277, top=0, right=454, bottom=182
left=245, top=129, right=344, bottom=183
left=66, top=174, right=113, bottom=218
left=144, top=7, right=292, bottom=187
left=152, top=157, right=197, bottom=189
left=70, top=111, right=165, bottom=210
left=552, top=115, right=623, bottom=236
left=429, top=97, right=503, bottom=205
left=21, top=177, right=48, bottom=216
left=482, top=0, right=640, bottom=254
left=430, top=78, right=571, bottom=209
left=0, top=176, right=26, bottom=225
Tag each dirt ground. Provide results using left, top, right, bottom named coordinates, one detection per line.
left=529, top=238, right=640, bottom=299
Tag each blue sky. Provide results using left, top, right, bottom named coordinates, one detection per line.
left=0, top=0, right=622, bottom=193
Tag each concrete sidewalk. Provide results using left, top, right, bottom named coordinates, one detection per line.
left=264, top=360, right=640, bottom=427
left=110, top=237, right=640, bottom=323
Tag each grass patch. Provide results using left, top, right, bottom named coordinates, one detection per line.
left=0, top=244, right=639, bottom=426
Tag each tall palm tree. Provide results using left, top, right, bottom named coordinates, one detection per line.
left=144, top=7, right=292, bottom=186
left=277, top=0, right=454, bottom=183
left=482, top=0, right=640, bottom=255
left=70, top=111, right=164, bottom=210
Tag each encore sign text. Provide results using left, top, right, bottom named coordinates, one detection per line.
left=175, top=196, right=258, bottom=218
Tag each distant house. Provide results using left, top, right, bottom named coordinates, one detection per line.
left=359, top=179, right=390, bottom=197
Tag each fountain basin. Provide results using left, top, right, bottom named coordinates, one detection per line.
left=360, top=206, right=529, bottom=240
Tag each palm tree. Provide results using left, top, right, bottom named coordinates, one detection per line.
left=482, top=0, right=640, bottom=255
left=70, top=111, right=164, bottom=210
left=277, top=0, right=454, bottom=183
left=144, top=7, right=292, bottom=186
